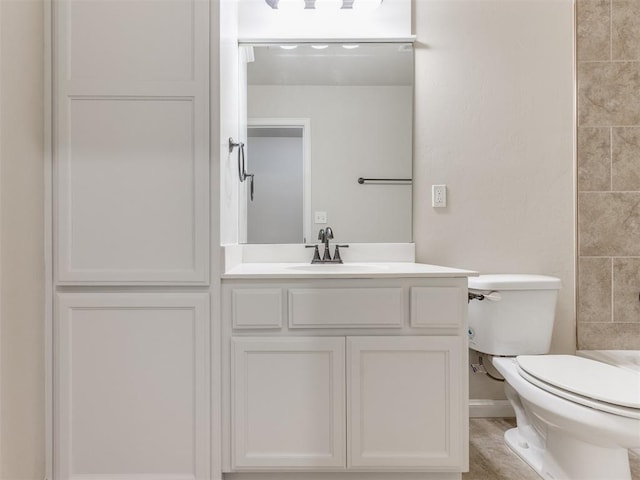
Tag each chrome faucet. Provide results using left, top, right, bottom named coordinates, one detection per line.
left=305, top=227, right=348, bottom=264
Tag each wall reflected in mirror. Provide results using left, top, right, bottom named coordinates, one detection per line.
left=241, top=42, right=413, bottom=244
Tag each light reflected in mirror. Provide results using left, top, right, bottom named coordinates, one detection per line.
left=242, top=42, right=413, bottom=244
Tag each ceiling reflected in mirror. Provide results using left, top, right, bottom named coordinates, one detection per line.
left=264, top=0, right=382, bottom=10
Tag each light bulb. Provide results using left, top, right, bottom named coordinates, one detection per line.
left=342, top=44, right=360, bottom=50
left=280, top=45, right=299, bottom=50
left=311, top=44, right=330, bottom=50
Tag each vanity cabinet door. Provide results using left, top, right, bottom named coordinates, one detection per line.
left=55, top=292, right=210, bottom=480
left=347, top=336, right=465, bottom=470
left=232, top=337, right=346, bottom=470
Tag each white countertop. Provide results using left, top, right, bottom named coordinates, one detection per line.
left=222, top=262, right=478, bottom=279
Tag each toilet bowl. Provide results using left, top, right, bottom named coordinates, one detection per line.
left=493, top=355, right=640, bottom=480
left=468, top=274, right=640, bottom=480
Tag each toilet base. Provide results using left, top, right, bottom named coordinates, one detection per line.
left=504, top=427, right=545, bottom=477
left=504, top=426, right=632, bottom=480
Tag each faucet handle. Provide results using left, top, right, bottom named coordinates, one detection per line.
left=332, top=244, right=349, bottom=264
left=322, top=245, right=332, bottom=262
left=305, top=245, right=322, bottom=263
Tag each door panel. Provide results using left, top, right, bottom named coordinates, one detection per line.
left=55, top=292, right=210, bottom=480
left=347, top=336, right=464, bottom=469
left=232, top=337, right=346, bottom=470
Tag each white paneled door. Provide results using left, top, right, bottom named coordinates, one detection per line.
left=55, top=293, right=210, bottom=480
left=231, top=337, right=346, bottom=470
left=54, top=0, right=210, bottom=284
left=347, top=336, right=464, bottom=469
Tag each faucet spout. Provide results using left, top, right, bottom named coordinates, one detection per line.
left=321, top=227, right=334, bottom=261
left=324, top=227, right=334, bottom=251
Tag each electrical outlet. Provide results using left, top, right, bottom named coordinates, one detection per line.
left=314, top=211, right=327, bottom=224
left=432, top=185, right=447, bottom=208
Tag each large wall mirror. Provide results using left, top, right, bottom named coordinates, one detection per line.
left=241, top=42, right=413, bottom=244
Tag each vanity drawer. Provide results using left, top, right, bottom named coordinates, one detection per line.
left=288, top=287, right=403, bottom=328
left=410, top=286, right=465, bottom=329
left=232, top=288, right=283, bottom=329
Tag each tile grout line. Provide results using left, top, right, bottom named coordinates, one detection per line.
left=610, top=127, right=613, bottom=191
left=578, top=60, right=640, bottom=64
left=610, top=257, right=614, bottom=323
left=610, top=0, right=613, bottom=62
left=579, top=125, right=640, bottom=128
left=578, top=190, right=640, bottom=193
left=579, top=256, right=640, bottom=259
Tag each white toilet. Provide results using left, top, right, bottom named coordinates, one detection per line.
left=468, top=274, right=640, bottom=480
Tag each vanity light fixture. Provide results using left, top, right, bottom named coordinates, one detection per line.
left=279, top=45, right=299, bottom=50
left=265, top=0, right=382, bottom=9
left=311, top=44, right=330, bottom=49
left=342, top=44, right=360, bottom=49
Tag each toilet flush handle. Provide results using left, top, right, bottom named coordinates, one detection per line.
left=482, top=291, right=502, bottom=302
left=468, top=290, right=502, bottom=302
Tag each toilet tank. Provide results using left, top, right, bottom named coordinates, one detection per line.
left=467, top=274, right=562, bottom=356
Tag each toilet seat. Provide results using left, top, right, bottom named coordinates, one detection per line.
left=516, top=355, right=640, bottom=420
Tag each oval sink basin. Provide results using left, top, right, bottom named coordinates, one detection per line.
left=287, top=263, right=388, bottom=274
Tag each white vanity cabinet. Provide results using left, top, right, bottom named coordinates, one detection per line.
left=222, top=276, right=469, bottom=475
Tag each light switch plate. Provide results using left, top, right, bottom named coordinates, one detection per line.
left=314, top=211, right=327, bottom=223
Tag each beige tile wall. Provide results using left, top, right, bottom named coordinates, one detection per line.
left=577, top=0, right=640, bottom=348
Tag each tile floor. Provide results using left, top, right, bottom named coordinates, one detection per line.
left=464, top=418, right=640, bottom=480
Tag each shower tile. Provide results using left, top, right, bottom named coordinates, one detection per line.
left=613, top=258, right=640, bottom=322
left=612, top=127, right=640, bottom=191
left=612, top=0, right=640, bottom=60
left=578, top=127, right=611, bottom=191
left=578, top=321, right=640, bottom=349
left=577, top=0, right=611, bottom=61
left=579, top=192, right=640, bottom=256
left=578, top=257, right=612, bottom=323
left=578, top=62, right=640, bottom=126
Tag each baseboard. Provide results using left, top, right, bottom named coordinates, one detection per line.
left=469, top=399, right=514, bottom=418
left=226, top=473, right=461, bottom=480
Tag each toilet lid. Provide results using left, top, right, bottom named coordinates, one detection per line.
left=517, top=355, right=640, bottom=410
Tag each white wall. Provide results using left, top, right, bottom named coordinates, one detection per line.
left=0, top=0, right=45, bottom=477
left=249, top=85, right=412, bottom=243
left=413, top=0, right=576, bottom=398
left=220, top=0, right=240, bottom=245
